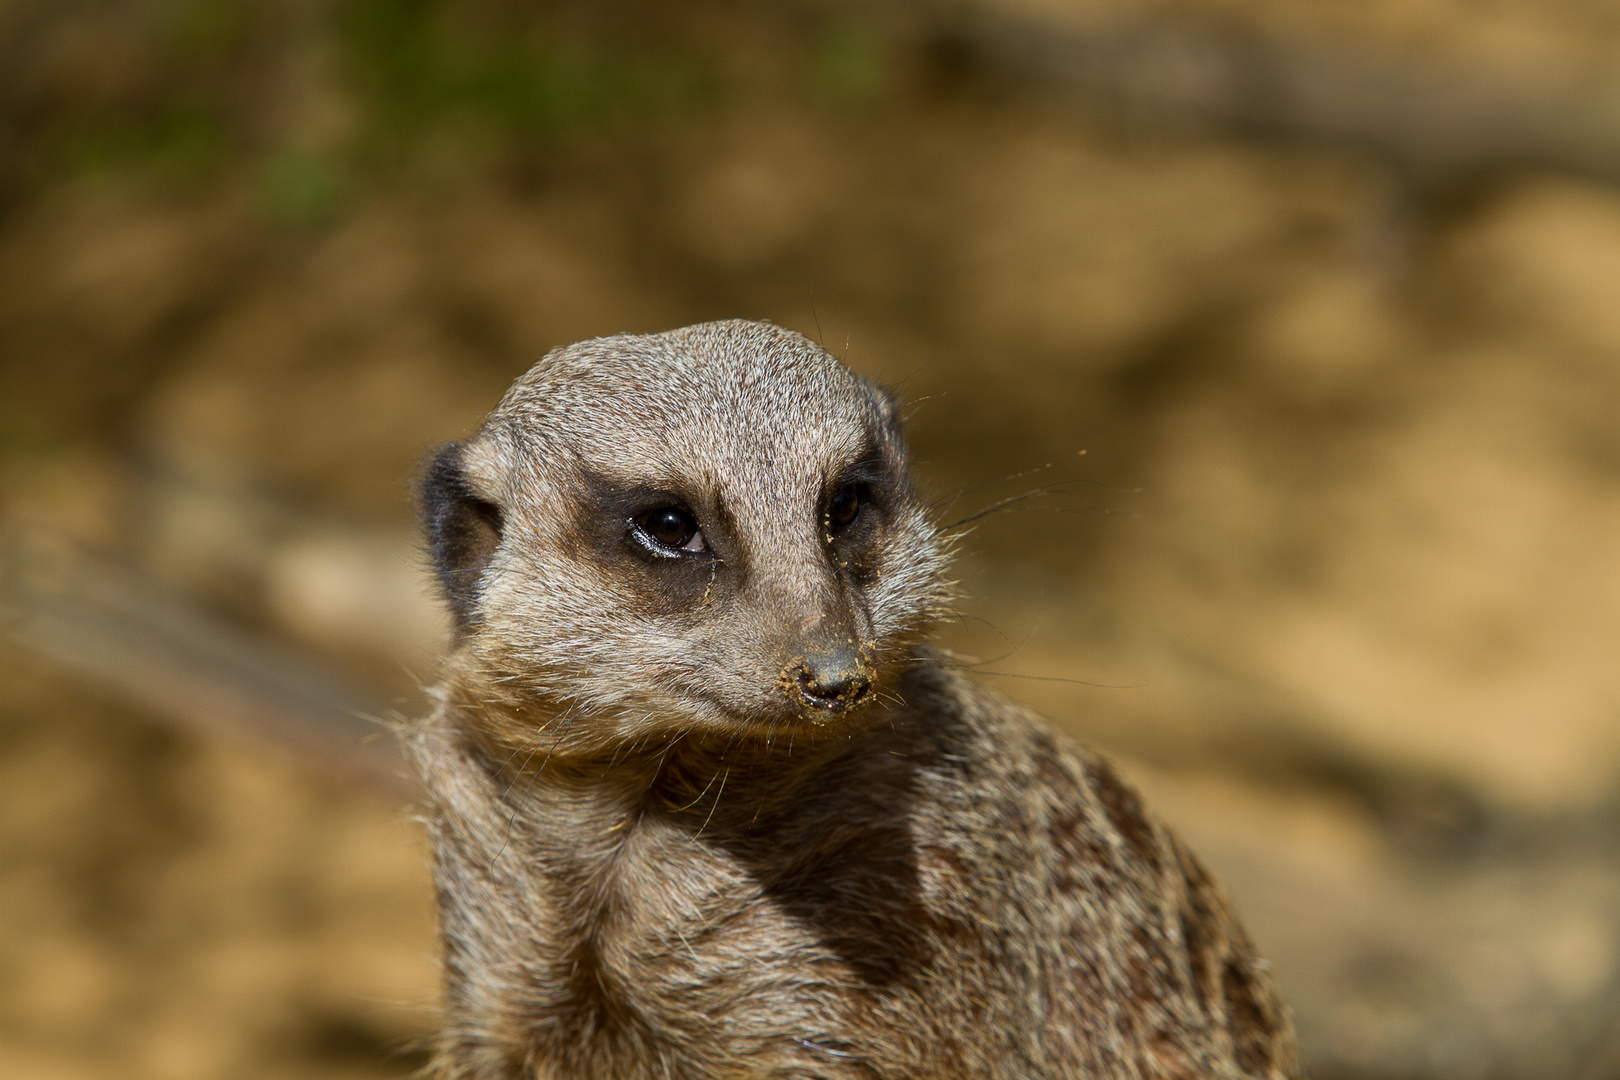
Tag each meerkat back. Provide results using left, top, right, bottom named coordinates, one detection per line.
left=411, top=319, right=1302, bottom=1079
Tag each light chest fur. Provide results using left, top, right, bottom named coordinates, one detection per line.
left=412, top=320, right=1301, bottom=1079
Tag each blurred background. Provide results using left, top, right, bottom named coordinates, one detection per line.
left=3, top=0, right=1620, bottom=1077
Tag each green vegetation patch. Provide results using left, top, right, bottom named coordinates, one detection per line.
left=338, top=0, right=712, bottom=161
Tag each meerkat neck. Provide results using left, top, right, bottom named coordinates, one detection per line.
left=425, top=687, right=922, bottom=892
left=422, top=695, right=936, bottom=1050
left=491, top=716, right=907, bottom=844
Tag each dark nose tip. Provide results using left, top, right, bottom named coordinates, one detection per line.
left=794, top=648, right=872, bottom=712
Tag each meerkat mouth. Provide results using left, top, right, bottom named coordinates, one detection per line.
left=797, top=683, right=871, bottom=715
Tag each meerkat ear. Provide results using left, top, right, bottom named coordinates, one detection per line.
left=419, top=442, right=505, bottom=634
left=871, top=382, right=906, bottom=430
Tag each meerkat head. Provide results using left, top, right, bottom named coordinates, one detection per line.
left=420, top=320, right=951, bottom=758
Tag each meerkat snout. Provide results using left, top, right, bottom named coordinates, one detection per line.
left=790, top=645, right=874, bottom=714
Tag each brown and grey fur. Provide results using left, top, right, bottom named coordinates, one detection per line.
left=411, top=320, right=1301, bottom=1079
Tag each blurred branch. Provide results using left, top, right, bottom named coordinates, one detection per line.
left=0, top=520, right=414, bottom=798
left=944, top=9, right=1620, bottom=186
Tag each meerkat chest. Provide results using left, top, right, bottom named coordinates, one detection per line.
left=523, top=819, right=887, bottom=1075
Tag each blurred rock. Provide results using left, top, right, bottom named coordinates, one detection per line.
left=672, top=121, right=844, bottom=267
left=1437, top=177, right=1620, bottom=362
left=950, top=131, right=1281, bottom=362
left=0, top=654, right=436, bottom=1080
left=437, top=188, right=679, bottom=352
left=1244, top=265, right=1408, bottom=399
left=265, top=529, right=448, bottom=666
left=1101, top=304, right=1620, bottom=809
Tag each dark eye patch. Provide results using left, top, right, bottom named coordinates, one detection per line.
left=562, top=468, right=728, bottom=614
left=823, top=442, right=896, bottom=549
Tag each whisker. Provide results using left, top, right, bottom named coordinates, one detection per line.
left=931, top=461, right=1061, bottom=520
left=490, top=731, right=550, bottom=867
left=696, top=766, right=731, bottom=837
left=969, top=670, right=1148, bottom=690
left=493, top=707, right=584, bottom=861
left=938, top=608, right=1014, bottom=644
left=980, top=504, right=1134, bottom=517
left=672, top=760, right=725, bottom=813
left=941, top=483, right=1095, bottom=531
left=943, top=625, right=1040, bottom=669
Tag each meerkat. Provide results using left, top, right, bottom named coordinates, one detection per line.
left=411, top=319, right=1301, bottom=1079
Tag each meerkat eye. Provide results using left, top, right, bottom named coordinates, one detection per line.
left=827, top=484, right=862, bottom=533
left=633, top=506, right=707, bottom=555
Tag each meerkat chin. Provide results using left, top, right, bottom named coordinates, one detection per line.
left=409, top=319, right=1301, bottom=1080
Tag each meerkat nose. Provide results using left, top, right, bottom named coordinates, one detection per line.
left=794, top=647, right=872, bottom=712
